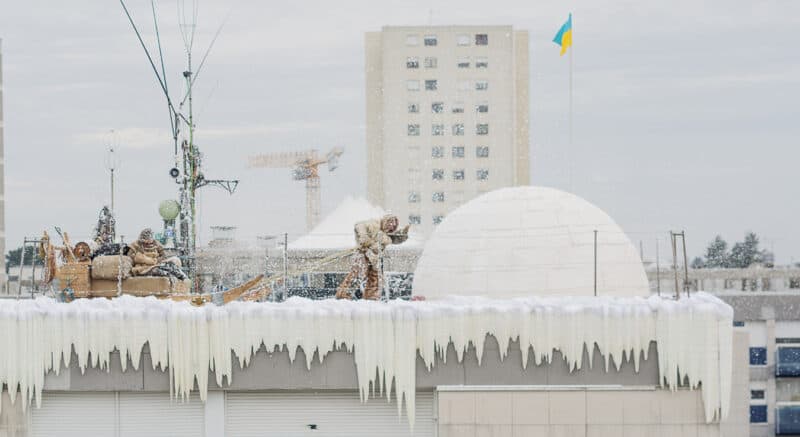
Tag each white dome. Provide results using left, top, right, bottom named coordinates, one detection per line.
left=413, top=186, right=649, bottom=299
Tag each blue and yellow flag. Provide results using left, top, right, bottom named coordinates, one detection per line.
left=553, top=13, right=573, bottom=56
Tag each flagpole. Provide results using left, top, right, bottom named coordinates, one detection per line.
left=568, top=14, right=574, bottom=193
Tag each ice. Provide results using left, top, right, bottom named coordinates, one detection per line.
left=0, top=292, right=732, bottom=424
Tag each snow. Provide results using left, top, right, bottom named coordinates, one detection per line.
left=414, top=186, right=651, bottom=299
left=0, top=292, right=732, bottom=424
left=289, top=196, right=422, bottom=250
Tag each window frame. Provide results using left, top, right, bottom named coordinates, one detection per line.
left=424, top=35, right=438, bottom=46
left=452, top=146, right=465, bottom=158
left=432, top=192, right=445, bottom=202
left=452, top=123, right=465, bottom=136
left=431, top=146, right=444, bottom=158
left=408, top=103, right=420, bottom=114
left=476, top=123, right=489, bottom=135
left=456, top=34, right=470, bottom=46
left=432, top=169, right=445, bottom=181
left=476, top=168, right=489, bottom=181
left=406, top=57, right=419, bottom=69
left=406, top=80, right=420, bottom=91
left=476, top=146, right=489, bottom=158
left=431, top=102, right=444, bottom=114
left=750, top=347, right=767, bottom=366
left=425, top=79, right=438, bottom=91
left=431, top=124, right=445, bottom=136
left=407, top=124, right=420, bottom=136
left=475, top=33, right=488, bottom=45
left=424, top=57, right=438, bottom=68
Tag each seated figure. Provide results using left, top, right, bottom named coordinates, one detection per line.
left=128, top=228, right=187, bottom=280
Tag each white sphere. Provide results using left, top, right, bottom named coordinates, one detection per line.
left=413, top=186, right=650, bottom=299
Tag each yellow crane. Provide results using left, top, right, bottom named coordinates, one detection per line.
left=248, top=148, right=344, bottom=231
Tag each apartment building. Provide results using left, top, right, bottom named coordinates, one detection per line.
left=366, top=26, right=529, bottom=236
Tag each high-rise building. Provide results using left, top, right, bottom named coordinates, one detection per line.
left=365, top=26, right=529, bottom=236
left=0, top=39, right=6, bottom=286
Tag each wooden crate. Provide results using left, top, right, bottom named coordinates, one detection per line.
left=56, top=262, right=91, bottom=291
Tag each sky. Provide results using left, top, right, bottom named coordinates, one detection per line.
left=1, top=0, right=798, bottom=264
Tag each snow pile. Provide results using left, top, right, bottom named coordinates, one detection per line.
left=289, top=196, right=423, bottom=250
left=414, top=186, right=650, bottom=299
left=0, top=293, right=732, bottom=424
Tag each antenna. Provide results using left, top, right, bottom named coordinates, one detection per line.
left=104, top=130, right=121, bottom=214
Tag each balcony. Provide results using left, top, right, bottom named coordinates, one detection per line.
left=776, top=347, right=800, bottom=377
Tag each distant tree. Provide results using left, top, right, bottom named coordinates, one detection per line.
left=5, top=246, right=43, bottom=273
left=691, top=257, right=706, bottom=269
left=704, top=235, right=730, bottom=268
left=729, top=232, right=772, bottom=268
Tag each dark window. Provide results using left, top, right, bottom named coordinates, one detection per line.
left=477, top=103, right=489, bottom=113
left=475, top=34, right=488, bottom=45
left=733, top=321, right=745, bottom=327
left=432, top=124, right=444, bottom=136
left=408, top=103, right=419, bottom=113
left=477, top=169, right=489, bottom=180
left=457, top=57, right=470, bottom=68
left=790, top=278, right=800, bottom=289
left=432, top=102, right=444, bottom=113
left=475, top=57, right=488, bottom=68
left=432, top=169, right=444, bottom=181
left=433, top=215, right=444, bottom=225
left=751, top=405, right=767, bottom=423
left=432, top=192, right=445, bottom=202
left=407, top=124, right=420, bottom=136
left=452, top=146, right=465, bottom=158
left=750, top=347, right=767, bottom=365
left=406, top=57, right=419, bottom=68
left=452, top=124, right=464, bottom=136
left=477, top=124, right=489, bottom=135
left=476, top=146, right=489, bottom=158
left=777, top=405, right=800, bottom=434
left=475, top=81, right=489, bottom=91
left=408, top=192, right=420, bottom=203
left=776, top=347, right=800, bottom=377
left=453, top=170, right=465, bottom=180
left=751, top=390, right=765, bottom=400
left=408, top=215, right=421, bottom=225
left=425, top=80, right=438, bottom=91
left=431, top=146, right=444, bottom=158
left=777, top=338, right=800, bottom=344
left=424, top=35, right=437, bottom=46
left=452, top=103, right=464, bottom=113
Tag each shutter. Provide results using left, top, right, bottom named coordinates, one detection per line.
left=224, top=390, right=434, bottom=437
left=119, top=392, right=204, bottom=437
left=31, top=392, right=116, bottom=437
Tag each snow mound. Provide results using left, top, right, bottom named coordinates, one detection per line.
left=414, top=186, right=650, bottom=299
left=0, top=293, right=732, bottom=424
left=290, top=196, right=421, bottom=250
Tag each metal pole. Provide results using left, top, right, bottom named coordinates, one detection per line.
left=681, top=231, right=690, bottom=297
left=568, top=17, right=574, bottom=193
left=110, top=168, right=115, bottom=213
left=283, top=232, right=288, bottom=301
left=29, top=239, right=37, bottom=297
left=671, top=232, right=679, bottom=299
left=655, top=238, right=661, bottom=296
left=593, top=229, right=598, bottom=297
left=18, top=241, right=26, bottom=296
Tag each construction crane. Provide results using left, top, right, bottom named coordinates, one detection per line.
left=248, top=148, right=344, bottom=231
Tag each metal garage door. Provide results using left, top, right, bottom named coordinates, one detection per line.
left=31, top=392, right=116, bottom=437
left=31, top=392, right=203, bottom=437
left=224, top=391, right=435, bottom=437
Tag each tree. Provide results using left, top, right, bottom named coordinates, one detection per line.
left=704, top=235, right=729, bottom=268
left=729, top=232, right=772, bottom=268
left=691, top=257, right=706, bottom=269
left=5, top=246, right=44, bottom=273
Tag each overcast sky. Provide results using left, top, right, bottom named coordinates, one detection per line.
left=1, top=0, right=798, bottom=263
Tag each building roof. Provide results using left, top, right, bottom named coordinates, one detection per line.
left=413, top=186, right=650, bottom=299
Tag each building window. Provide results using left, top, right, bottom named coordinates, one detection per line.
left=406, top=35, right=419, bottom=46
left=406, top=57, right=419, bottom=69
left=476, top=146, right=489, bottom=158
left=409, top=215, right=421, bottom=225
left=432, top=169, right=444, bottom=181
left=425, top=80, right=438, bottom=91
left=431, top=146, right=444, bottom=158
left=475, top=33, right=488, bottom=45
left=432, top=192, right=445, bottom=202
left=750, top=405, right=768, bottom=423
left=407, top=124, right=420, bottom=136
left=476, top=103, right=489, bottom=113
left=476, top=124, right=489, bottom=135
left=457, top=56, right=470, bottom=68
left=475, top=57, right=489, bottom=68
left=475, top=80, right=489, bottom=91
left=750, top=347, right=767, bottom=365
left=408, top=192, right=420, bottom=203
left=790, top=278, right=800, bottom=289
left=424, top=57, right=438, bottom=68
left=733, top=321, right=745, bottom=327
left=408, top=103, right=419, bottom=113
left=431, top=102, right=444, bottom=113
left=477, top=168, right=489, bottom=180
left=776, top=405, right=800, bottom=434
left=751, top=390, right=765, bottom=400
left=424, top=35, right=437, bottom=46
left=452, top=102, right=464, bottom=113
left=432, top=124, right=445, bottom=136
left=452, top=124, right=464, bottom=136
left=453, top=169, right=465, bottom=180
left=407, top=80, right=420, bottom=91
left=457, top=34, right=470, bottom=46
left=452, top=146, right=465, bottom=158
left=433, top=215, right=444, bottom=225
left=776, top=346, right=800, bottom=377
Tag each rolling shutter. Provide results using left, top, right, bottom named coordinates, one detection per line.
left=224, top=391, right=435, bottom=437
left=31, top=392, right=116, bottom=437
left=118, top=393, right=204, bottom=437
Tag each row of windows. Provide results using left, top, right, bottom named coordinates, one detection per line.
left=409, top=102, right=489, bottom=114
left=431, top=146, right=490, bottom=158
left=408, top=215, right=444, bottom=225
left=406, top=33, right=489, bottom=47
left=406, top=56, right=488, bottom=69
left=406, top=80, right=489, bottom=91
left=426, top=168, right=489, bottom=182
left=408, top=124, right=489, bottom=136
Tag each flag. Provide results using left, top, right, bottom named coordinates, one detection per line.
left=553, top=13, right=573, bottom=56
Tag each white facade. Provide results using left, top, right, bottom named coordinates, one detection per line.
left=366, top=26, right=530, bottom=237
left=0, top=39, right=6, bottom=286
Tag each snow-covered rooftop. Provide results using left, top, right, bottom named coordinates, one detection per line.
left=414, top=186, right=650, bottom=299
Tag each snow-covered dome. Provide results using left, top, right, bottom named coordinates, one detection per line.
left=413, top=186, right=649, bottom=299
